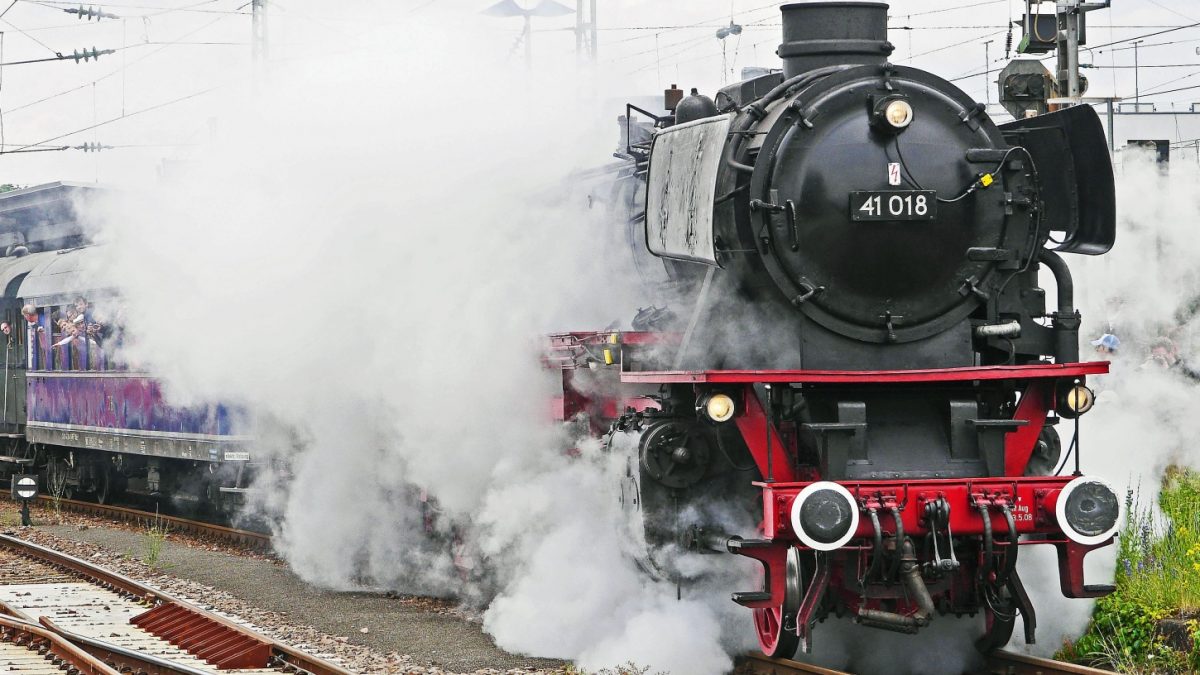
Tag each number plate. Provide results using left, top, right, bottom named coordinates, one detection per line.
left=850, top=190, right=937, bottom=221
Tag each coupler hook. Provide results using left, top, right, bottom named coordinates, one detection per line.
left=924, top=497, right=959, bottom=573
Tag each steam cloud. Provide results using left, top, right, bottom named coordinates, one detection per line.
left=1006, top=151, right=1200, bottom=655
left=71, top=3, right=1196, bottom=672
left=82, top=16, right=754, bottom=675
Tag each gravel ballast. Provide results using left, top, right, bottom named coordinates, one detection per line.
left=0, top=503, right=565, bottom=675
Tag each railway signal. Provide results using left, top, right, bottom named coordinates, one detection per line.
left=10, top=475, right=37, bottom=526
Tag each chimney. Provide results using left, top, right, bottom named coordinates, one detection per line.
left=778, top=2, right=894, bottom=78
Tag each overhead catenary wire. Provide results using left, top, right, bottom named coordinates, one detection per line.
left=0, top=45, right=113, bottom=65
left=947, top=20, right=1200, bottom=84
left=2, top=84, right=216, bottom=154
left=3, top=10, right=232, bottom=115
left=28, top=0, right=247, bottom=16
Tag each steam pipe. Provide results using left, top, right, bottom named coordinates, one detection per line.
left=725, top=66, right=848, bottom=174
left=977, top=502, right=994, bottom=581
left=684, top=525, right=737, bottom=554
left=867, top=508, right=884, bottom=580
left=998, top=504, right=1019, bottom=586
left=974, top=321, right=1021, bottom=338
left=888, top=506, right=904, bottom=581
left=856, top=538, right=934, bottom=632
left=1039, top=249, right=1080, bottom=363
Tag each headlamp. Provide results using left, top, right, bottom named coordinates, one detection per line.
left=1058, top=384, right=1095, bottom=418
left=884, top=99, right=914, bottom=129
left=699, top=392, right=736, bottom=423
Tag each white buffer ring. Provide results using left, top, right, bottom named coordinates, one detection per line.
left=1055, top=475, right=1123, bottom=546
left=790, top=481, right=861, bottom=551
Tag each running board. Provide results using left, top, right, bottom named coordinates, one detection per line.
left=0, top=454, right=35, bottom=464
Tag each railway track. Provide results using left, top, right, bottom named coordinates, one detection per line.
left=0, top=612, right=119, bottom=674
left=740, top=650, right=1115, bottom=675
left=4, top=493, right=272, bottom=551
left=0, top=533, right=350, bottom=675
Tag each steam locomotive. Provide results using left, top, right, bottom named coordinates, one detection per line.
left=550, top=1, right=1120, bottom=657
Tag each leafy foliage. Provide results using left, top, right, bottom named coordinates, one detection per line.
left=1062, top=468, right=1200, bottom=673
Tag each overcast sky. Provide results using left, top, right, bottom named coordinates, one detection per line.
left=0, top=0, right=1195, bottom=186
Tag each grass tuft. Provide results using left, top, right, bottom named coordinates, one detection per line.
left=1062, top=468, right=1200, bottom=673
left=141, top=509, right=171, bottom=569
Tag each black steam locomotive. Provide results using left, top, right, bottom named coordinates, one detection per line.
left=549, top=0, right=1119, bottom=659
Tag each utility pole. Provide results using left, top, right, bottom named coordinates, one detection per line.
left=483, top=0, right=573, bottom=69
left=1133, top=40, right=1143, bottom=103
left=1048, top=0, right=1110, bottom=102
left=575, top=0, right=597, bottom=62
left=251, top=0, right=267, bottom=86
left=984, top=40, right=994, bottom=107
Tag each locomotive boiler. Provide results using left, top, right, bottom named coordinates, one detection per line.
left=549, top=0, right=1120, bottom=659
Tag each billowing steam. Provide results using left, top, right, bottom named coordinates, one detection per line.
left=81, top=15, right=754, bottom=675
left=1006, top=152, right=1200, bottom=654
left=71, top=2, right=1199, bottom=671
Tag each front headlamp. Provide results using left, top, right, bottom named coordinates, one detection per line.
left=699, top=392, right=736, bottom=423
left=1058, top=384, right=1095, bottom=418
left=884, top=99, right=914, bottom=129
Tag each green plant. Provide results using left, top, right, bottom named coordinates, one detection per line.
left=141, top=510, right=171, bottom=569
left=1067, top=468, right=1200, bottom=672
left=47, top=463, right=69, bottom=523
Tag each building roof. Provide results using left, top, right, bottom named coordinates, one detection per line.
left=0, top=182, right=106, bottom=253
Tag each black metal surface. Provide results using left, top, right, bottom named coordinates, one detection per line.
left=778, top=2, right=893, bottom=78
left=797, top=489, right=853, bottom=544
left=742, top=64, right=1029, bottom=345
left=622, top=0, right=1117, bottom=488
left=674, top=88, right=719, bottom=124
left=1064, top=481, right=1119, bottom=537
left=1001, top=105, right=1116, bottom=255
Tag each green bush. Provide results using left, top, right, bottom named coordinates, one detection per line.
left=1065, top=469, right=1200, bottom=673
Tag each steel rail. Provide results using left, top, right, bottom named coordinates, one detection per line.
left=41, top=617, right=212, bottom=675
left=0, top=534, right=352, bottom=675
left=984, top=650, right=1115, bottom=674
left=741, top=650, right=1113, bottom=675
left=741, top=652, right=853, bottom=675
left=0, top=613, right=121, bottom=675
left=3, top=492, right=272, bottom=550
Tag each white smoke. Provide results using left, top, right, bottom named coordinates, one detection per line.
left=79, top=12, right=759, bottom=675
left=1004, top=152, right=1200, bottom=655
left=70, top=4, right=1200, bottom=672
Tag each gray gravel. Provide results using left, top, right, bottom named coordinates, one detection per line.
left=36, top=523, right=565, bottom=674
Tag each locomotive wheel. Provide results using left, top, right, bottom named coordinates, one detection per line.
left=754, top=606, right=800, bottom=658
left=754, top=547, right=803, bottom=658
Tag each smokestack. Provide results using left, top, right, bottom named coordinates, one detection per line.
left=778, top=2, right=894, bottom=78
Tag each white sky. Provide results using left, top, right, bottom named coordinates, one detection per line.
left=0, top=0, right=1196, bottom=185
